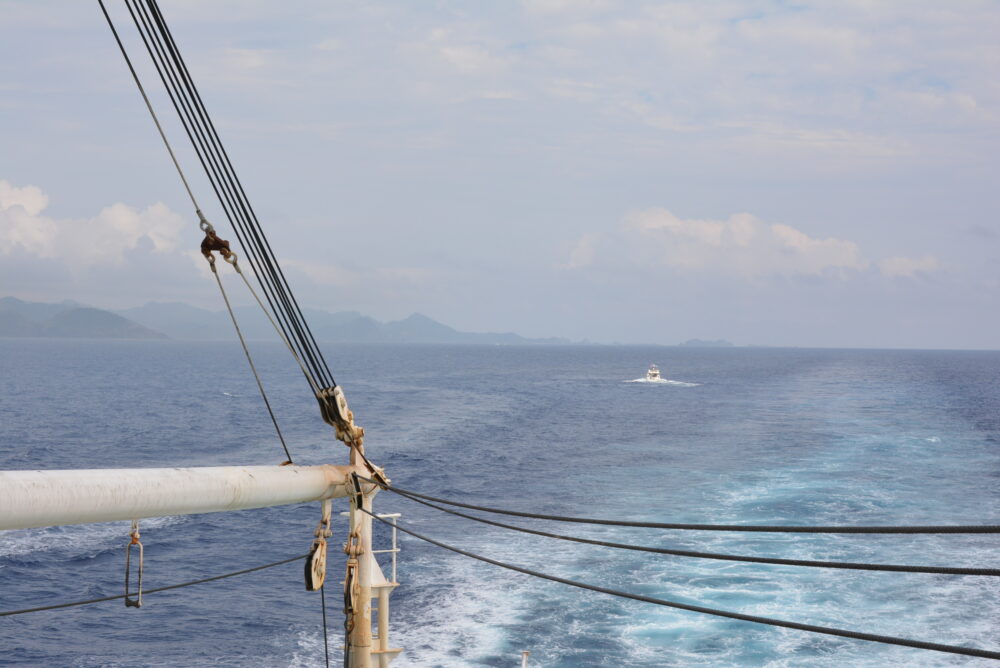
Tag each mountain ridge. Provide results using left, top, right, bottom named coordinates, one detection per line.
left=0, top=297, right=167, bottom=340
left=1, top=297, right=570, bottom=345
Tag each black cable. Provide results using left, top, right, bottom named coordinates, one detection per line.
left=0, top=554, right=307, bottom=617
left=117, top=0, right=296, bottom=462
left=144, top=0, right=336, bottom=389
left=131, top=0, right=329, bottom=392
left=362, top=510, right=1000, bottom=661
left=389, top=486, right=1000, bottom=576
left=363, top=477, right=1000, bottom=534
left=123, top=0, right=328, bottom=391
left=320, top=585, right=330, bottom=668
left=113, top=0, right=336, bottom=392
left=115, top=0, right=309, bottom=379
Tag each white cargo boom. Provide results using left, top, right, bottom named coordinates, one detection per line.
left=0, top=463, right=399, bottom=668
left=0, top=464, right=358, bottom=530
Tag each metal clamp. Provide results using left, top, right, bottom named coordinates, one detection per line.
left=200, top=219, right=238, bottom=269
left=124, top=519, right=143, bottom=608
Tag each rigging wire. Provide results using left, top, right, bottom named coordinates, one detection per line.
left=0, top=554, right=307, bottom=618
left=149, top=0, right=336, bottom=388
left=211, top=261, right=293, bottom=463
left=362, top=477, right=1000, bottom=534
left=120, top=0, right=324, bottom=391
left=124, top=0, right=336, bottom=393
left=100, top=0, right=294, bottom=463
left=387, top=485, right=1000, bottom=576
left=96, top=0, right=199, bottom=212
left=361, top=510, right=1000, bottom=661
left=320, top=585, right=331, bottom=668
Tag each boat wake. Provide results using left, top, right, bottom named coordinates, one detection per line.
left=625, top=378, right=700, bottom=387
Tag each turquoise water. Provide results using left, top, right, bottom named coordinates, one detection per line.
left=1, top=341, right=998, bottom=666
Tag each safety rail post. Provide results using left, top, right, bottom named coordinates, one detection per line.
left=371, top=513, right=401, bottom=584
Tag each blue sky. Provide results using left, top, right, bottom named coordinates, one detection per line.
left=1, top=1, right=998, bottom=348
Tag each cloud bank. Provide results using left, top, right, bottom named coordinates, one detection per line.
left=1, top=179, right=186, bottom=271
left=563, top=208, right=938, bottom=281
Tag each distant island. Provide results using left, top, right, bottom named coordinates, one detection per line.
left=0, top=297, right=569, bottom=345
left=0, top=297, right=166, bottom=340
left=677, top=338, right=734, bottom=348
left=2, top=297, right=742, bottom=346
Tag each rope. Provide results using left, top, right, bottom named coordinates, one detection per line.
left=107, top=0, right=371, bottom=449
left=211, top=263, right=293, bottom=463
left=0, top=554, right=307, bottom=617
left=362, top=477, right=1000, bottom=534
left=102, top=0, right=296, bottom=463
left=361, top=510, right=1000, bottom=661
left=389, top=486, right=1000, bottom=576
left=120, top=0, right=335, bottom=392
left=97, top=0, right=200, bottom=212
left=236, top=267, right=321, bottom=396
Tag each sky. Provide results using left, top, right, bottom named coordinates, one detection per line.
left=1, top=1, right=998, bottom=348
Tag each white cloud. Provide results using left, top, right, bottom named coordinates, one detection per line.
left=878, top=255, right=940, bottom=278
left=622, top=208, right=868, bottom=278
left=408, top=28, right=514, bottom=77
left=0, top=179, right=185, bottom=271
left=285, top=258, right=357, bottom=287
left=564, top=207, right=942, bottom=283
left=0, top=180, right=48, bottom=215
left=559, top=232, right=600, bottom=269
left=522, top=0, right=613, bottom=16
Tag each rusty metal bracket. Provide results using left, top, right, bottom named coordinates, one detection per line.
left=124, top=519, right=143, bottom=608
left=342, top=557, right=358, bottom=636
left=350, top=472, right=365, bottom=510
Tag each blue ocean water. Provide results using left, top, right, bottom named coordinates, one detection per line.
left=1, top=340, right=998, bottom=667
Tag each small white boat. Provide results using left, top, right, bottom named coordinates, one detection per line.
left=646, top=364, right=661, bottom=381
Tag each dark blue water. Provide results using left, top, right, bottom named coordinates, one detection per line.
left=1, top=341, right=998, bottom=666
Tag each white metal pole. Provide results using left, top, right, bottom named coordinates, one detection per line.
left=0, top=464, right=359, bottom=530
left=348, top=481, right=377, bottom=668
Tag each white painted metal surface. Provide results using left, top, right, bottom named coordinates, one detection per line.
left=0, top=464, right=359, bottom=530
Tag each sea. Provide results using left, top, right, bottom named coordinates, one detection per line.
left=1, top=340, right=998, bottom=667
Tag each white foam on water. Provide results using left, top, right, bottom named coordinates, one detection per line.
left=391, top=548, right=530, bottom=667
left=287, top=629, right=325, bottom=668
left=0, top=515, right=186, bottom=560
left=625, top=378, right=701, bottom=387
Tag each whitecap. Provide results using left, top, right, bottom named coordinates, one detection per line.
left=625, top=378, right=700, bottom=387
left=0, top=515, right=186, bottom=560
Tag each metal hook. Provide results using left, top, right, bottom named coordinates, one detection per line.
left=124, top=519, right=143, bottom=608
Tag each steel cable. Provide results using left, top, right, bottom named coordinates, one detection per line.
left=363, top=477, right=1000, bottom=534
left=137, top=0, right=336, bottom=390
left=211, top=266, right=293, bottom=463
left=121, top=0, right=328, bottom=392
left=320, top=584, right=330, bottom=668
left=361, top=510, right=1000, bottom=661
left=101, top=0, right=294, bottom=463
left=387, top=485, right=1000, bottom=576
left=0, top=554, right=307, bottom=617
